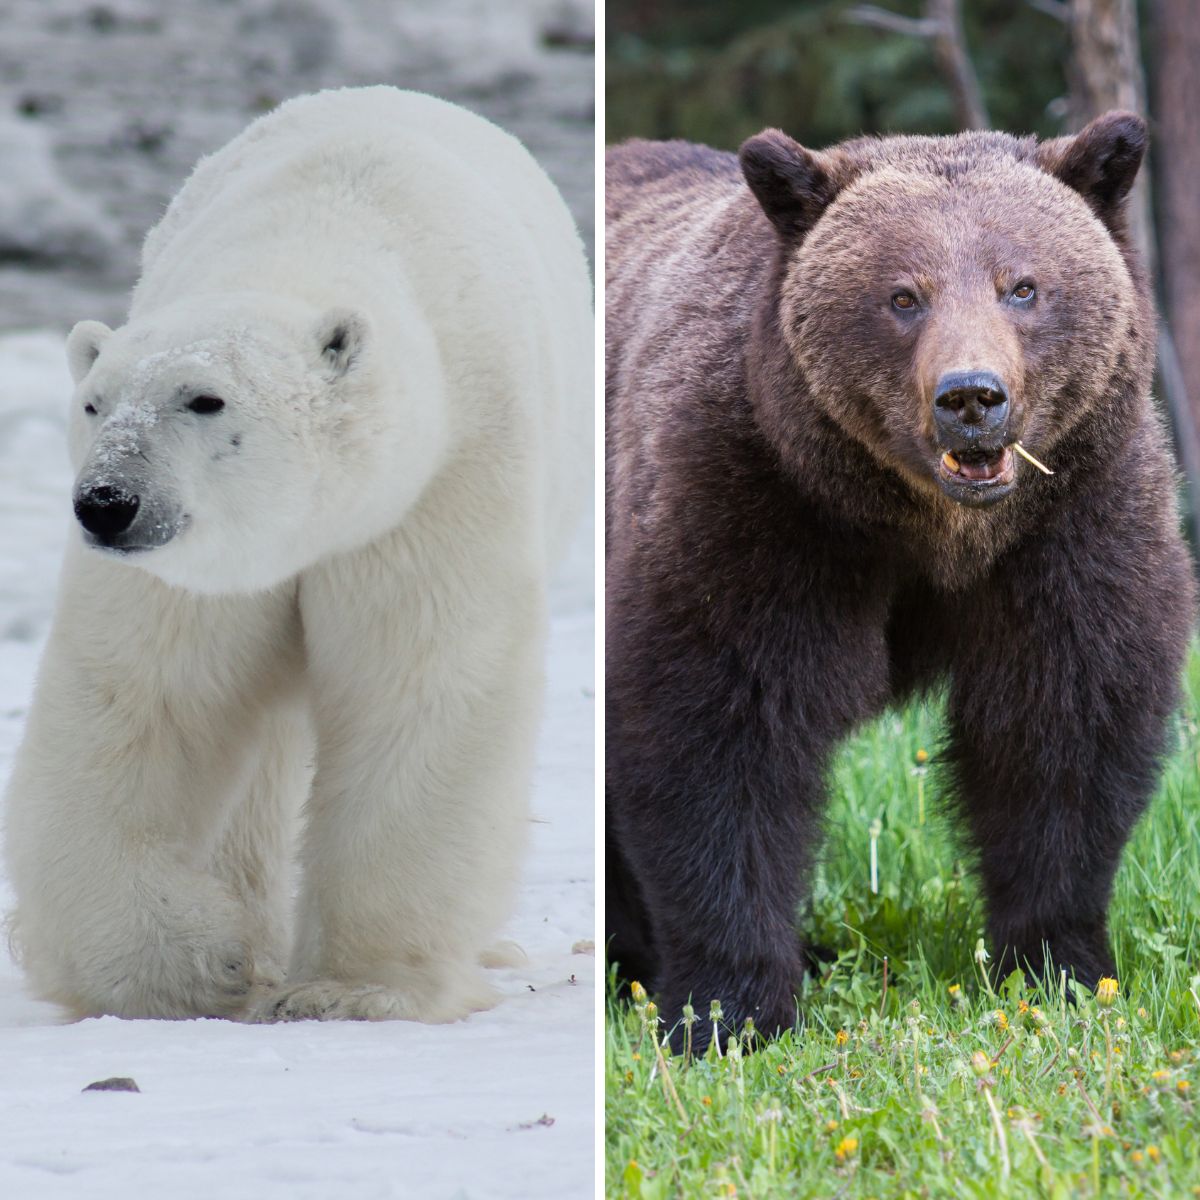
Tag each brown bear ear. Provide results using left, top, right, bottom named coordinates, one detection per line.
left=1038, top=111, right=1146, bottom=233
left=739, top=129, right=841, bottom=242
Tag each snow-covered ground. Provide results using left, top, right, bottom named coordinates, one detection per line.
left=0, top=326, right=595, bottom=1199
left=0, top=8, right=595, bottom=1197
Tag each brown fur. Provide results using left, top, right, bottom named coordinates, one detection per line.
left=605, top=116, right=1195, bottom=1050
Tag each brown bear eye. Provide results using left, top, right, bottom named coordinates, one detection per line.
left=187, top=395, right=225, bottom=414
left=1012, top=282, right=1036, bottom=302
left=891, top=290, right=918, bottom=311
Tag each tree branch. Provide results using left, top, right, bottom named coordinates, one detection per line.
left=1025, top=0, right=1070, bottom=21
left=844, top=5, right=939, bottom=38
left=846, top=0, right=989, bottom=130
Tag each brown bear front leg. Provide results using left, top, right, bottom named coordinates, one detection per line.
left=943, top=484, right=1194, bottom=993
left=606, top=571, right=890, bottom=1052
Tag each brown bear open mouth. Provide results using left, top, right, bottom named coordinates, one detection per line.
left=940, top=446, right=1014, bottom=485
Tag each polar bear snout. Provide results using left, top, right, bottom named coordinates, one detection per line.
left=75, top=485, right=140, bottom=544
left=73, top=481, right=183, bottom=554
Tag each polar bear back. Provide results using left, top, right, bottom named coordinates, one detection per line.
left=136, top=87, right=592, bottom=565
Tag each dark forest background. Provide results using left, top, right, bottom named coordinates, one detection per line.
left=607, top=0, right=1200, bottom=541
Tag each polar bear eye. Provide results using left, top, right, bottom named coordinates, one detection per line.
left=84, top=402, right=97, bottom=415
left=187, top=395, right=225, bottom=415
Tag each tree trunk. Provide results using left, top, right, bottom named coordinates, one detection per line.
left=1066, top=0, right=1150, bottom=263
left=1156, top=0, right=1200, bottom=516
left=1069, top=0, right=1200, bottom=537
left=926, top=0, right=989, bottom=131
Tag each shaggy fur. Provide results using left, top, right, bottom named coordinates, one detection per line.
left=606, top=113, right=1194, bottom=1050
left=5, top=87, right=592, bottom=1022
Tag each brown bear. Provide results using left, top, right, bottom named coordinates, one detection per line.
left=605, top=112, right=1195, bottom=1051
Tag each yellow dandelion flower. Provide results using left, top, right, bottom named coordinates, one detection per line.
left=993, top=1010, right=1009, bottom=1031
left=1131, top=1150, right=1144, bottom=1165
left=1138, top=1007, right=1149, bottom=1020
left=624, top=1070, right=634, bottom=1084
left=777, top=1065, right=786, bottom=1076
left=1017, top=1000, right=1029, bottom=1015
left=631, top=1052, right=640, bottom=1062
left=1147, top=1145, right=1161, bottom=1163
left=701, top=1096, right=712, bottom=1107
left=834, top=1136, right=859, bottom=1162
left=948, top=984, right=961, bottom=995
left=1152, top=1070, right=1170, bottom=1083
left=835, top=1029, right=849, bottom=1047
left=1178, top=1080, right=1191, bottom=1095
left=1096, top=977, right=1119, bottom=1007
left=630, top=980, right=647, bottom=1004
left=849, top=1069, right=862, bottom=1079
left=915, top=748, right=929, bottom=765
left=825, top=1119, right=839, bottom=1132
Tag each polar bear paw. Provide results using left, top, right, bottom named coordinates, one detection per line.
left=247, top=975, right=499, bottom=1024
left=73, top=932, right=286, bottom=1021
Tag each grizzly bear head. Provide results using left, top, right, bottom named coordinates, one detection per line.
left=739, top=112, right=1151, bottom=509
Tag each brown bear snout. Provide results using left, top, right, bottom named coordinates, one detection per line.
left=933, top=370, right=1011, bottom=450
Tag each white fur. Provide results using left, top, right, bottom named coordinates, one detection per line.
left=4, top=87, right=592, bottom=1023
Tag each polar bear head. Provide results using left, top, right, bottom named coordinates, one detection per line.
left=65, top=295, right=447, bottom=594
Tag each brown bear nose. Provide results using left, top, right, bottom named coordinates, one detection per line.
left=934, top=370, right=1010, bottom=433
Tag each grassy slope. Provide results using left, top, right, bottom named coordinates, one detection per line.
left=606, top=649, right=1200, bottom=1198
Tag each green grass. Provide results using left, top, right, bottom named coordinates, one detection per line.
left=606, top=649, right=1200, bottom=1198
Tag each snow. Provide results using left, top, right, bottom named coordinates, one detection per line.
left=0, top=116, right=117, bottom=269
left=0, top=327, right=595, bottom=1195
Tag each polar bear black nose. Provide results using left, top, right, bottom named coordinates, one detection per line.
left=75, top=486, right=140, bottom=542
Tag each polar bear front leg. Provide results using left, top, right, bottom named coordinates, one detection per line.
left=258, top=532, right=545, bottom=1023
left=4, top=556, right=302, bottom=1019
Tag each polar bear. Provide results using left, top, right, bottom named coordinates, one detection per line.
left=3, top=87, right=592, bottom=1022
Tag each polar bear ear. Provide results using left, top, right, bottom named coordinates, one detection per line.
left=66, top=320, right=113, bottom=384
left=315, top=308, right=368, bottom=379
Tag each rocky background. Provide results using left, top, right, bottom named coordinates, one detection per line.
left=0, top=0, right=594, bottom=331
